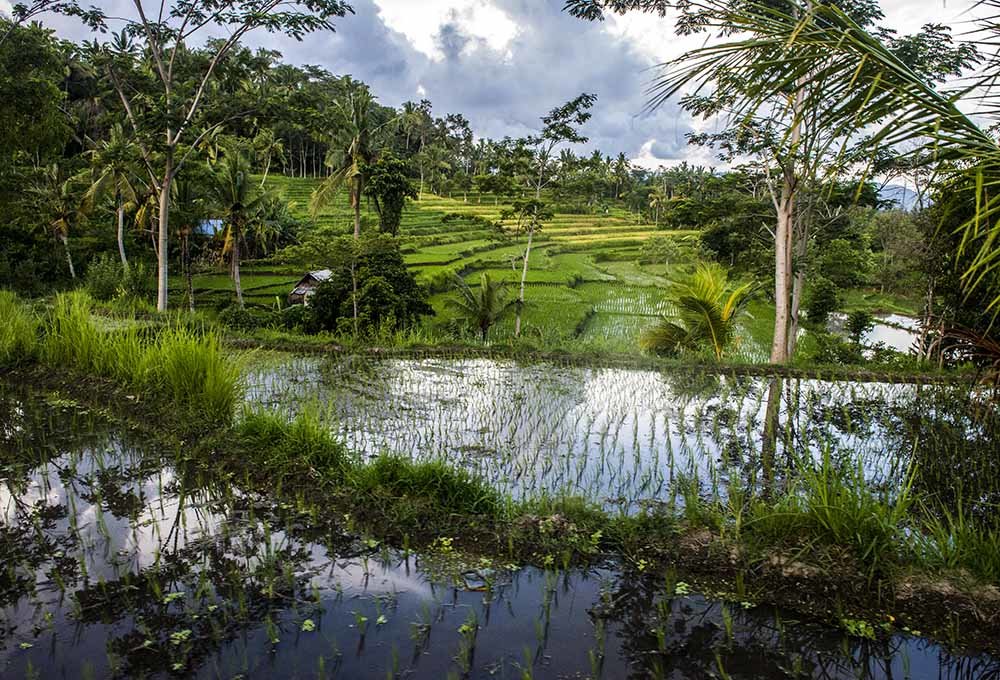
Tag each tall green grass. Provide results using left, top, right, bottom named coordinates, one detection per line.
left=351, top=454, right=504, bottom=517
left=39, top=291, right=242, bottom=422
left=918, top=504, right=1000, bottom=583
left=0, top=291, right=38, bottom=365
left=746, top=453, right=916, bottom=581
left=235, top=409, right=503, bottom=517
left=239, top=406, right=349, bottom=474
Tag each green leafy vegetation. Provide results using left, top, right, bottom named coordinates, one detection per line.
left=22, top=291, right=241, bottom=422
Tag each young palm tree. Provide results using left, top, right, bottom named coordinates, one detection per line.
left=448, top=272, right=509, bottom=341
left=641, top=263, right=755, bottom=361
left=311, top=89, right=375, bottom=239
left=80, top=123, right=139, bottom=270
left=209, top=150, right=266, bottom=309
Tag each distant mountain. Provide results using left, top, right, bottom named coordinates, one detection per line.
left=879, top=184, right=922, bottom=211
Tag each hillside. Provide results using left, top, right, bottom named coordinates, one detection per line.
left=176, top=176, right=770, bottom=359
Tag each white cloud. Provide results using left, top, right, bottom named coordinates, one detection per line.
left=633, top=138, right=721, bottom=171
left=372, top=0, right=518, bottom=61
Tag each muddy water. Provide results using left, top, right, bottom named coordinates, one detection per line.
left=1, top=383, right=998, bottom=678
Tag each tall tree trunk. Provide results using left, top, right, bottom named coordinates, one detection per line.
left=418, top=164, right=425, bottom=200
left=60, top=233, right=76, bottom=279
left=116, top=200, right=129, bottom=271
left=231, top=225, right=244, bottom=309
left=260, top=154, right=271, bottom=189
left=183, top=232, right=195, bottom=313
left=786, top=219, right=809, bottom=358
left=514, top=226, right=534, bottom=339
left=157, top=156, right=172, bottom=312
left=773, top=10, right=811, bottom=363
left=352, top=184, right=361, bottom=239
left=771, top=189, right=794, bottom=364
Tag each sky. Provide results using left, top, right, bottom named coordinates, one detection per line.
left=8, top=0, right=981, bottom=169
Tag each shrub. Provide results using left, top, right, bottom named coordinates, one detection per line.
left=84, top=255, right=152, bottom=303
left=85, top=254, right=125, bottom=301
left=805, top=276, right=840, bottom=326
left=281, top=304, right=311, bottom=331
left=0, top=291, right=38, bottom=365
left=218, top=305, right=260, bottom=332
left=846, top=310, right=876, bottom=345
left=803, top=331, right=862, bottom=365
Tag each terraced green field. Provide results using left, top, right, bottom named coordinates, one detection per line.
left=184, top=176, right=768, bottom=356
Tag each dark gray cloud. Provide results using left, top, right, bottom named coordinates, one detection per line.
left=35, top=0, right=693, bottom=161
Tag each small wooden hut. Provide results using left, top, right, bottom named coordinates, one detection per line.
left=287, top=269, right=332, bottom=306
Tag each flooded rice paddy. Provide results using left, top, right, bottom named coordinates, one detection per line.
left=2, top=382, right=999, bottom=679
left=246, top=355, right=999, bottom=514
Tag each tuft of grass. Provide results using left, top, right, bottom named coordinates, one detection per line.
left=748, top=452, right=915, bottom=582
left=0, top=291, right=38, bottom=365
left=40, top=292, right=108, bottom=373
left=238, top=407, right=349, bottom=474
left=148, top=328, right=243, bottom=423
left=351, top=454, right=503, bottom=517
left=38, top=291, right=242, bottom=423
left=919, top=504, right=1000, bottom=584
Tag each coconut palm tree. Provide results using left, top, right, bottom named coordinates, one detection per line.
left=29, top=165, right=83, bottom=280
left=208, top=150, right=266, bottom=309
left=641, top=263, right=755, bottom=361
left=648, top=188, right=668, bottom=227
left=172, top=178, right=206, bottom=313
left=311, top=89, right=375, bottom=239
left=448, top=272, right=509, bottom=341
left=80, top=123, right=139, bottom=270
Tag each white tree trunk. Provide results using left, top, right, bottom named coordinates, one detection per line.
left=786, top=220, right=808, bottom=358
left=117, top=203, right=129, bottom=271
left=60, top=234, right=76, bottom=279
left=231, top=227, right=244, bottom=309
left=514, top=227, right=534, bottom=338
left=157, top=158, right=172, bottom=312
left=771, top=189, right=794, bottom=364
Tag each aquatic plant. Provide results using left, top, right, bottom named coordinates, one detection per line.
left=918, top=504, right=1000, bottom=583
left=748, top=451, right=916, bottom=581
left=238, top=406, right=349, bottom=475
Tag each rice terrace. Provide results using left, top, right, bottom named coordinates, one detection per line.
left=6, top=0, right=1000, bottom=678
